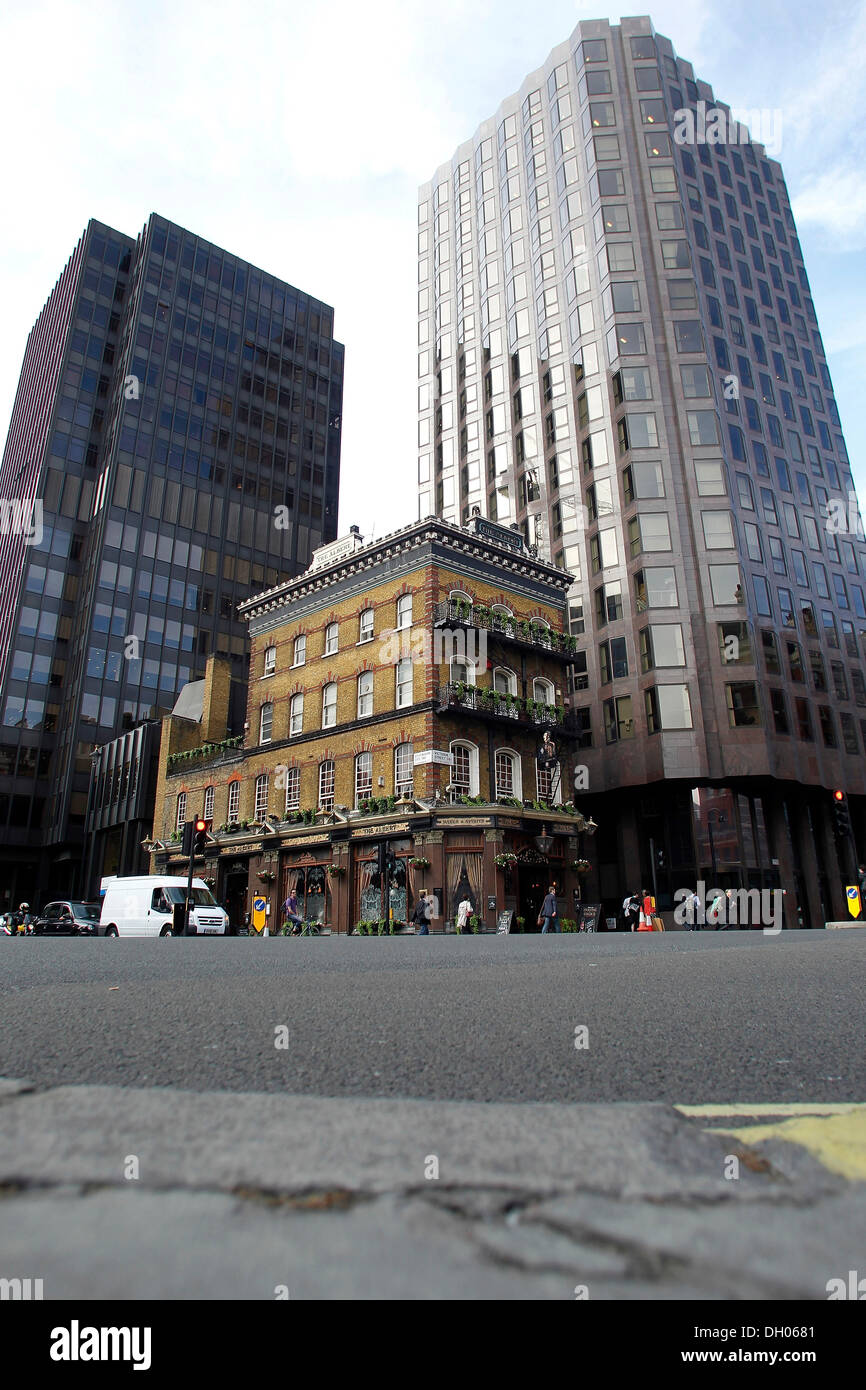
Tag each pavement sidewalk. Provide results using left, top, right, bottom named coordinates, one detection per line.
left=0, top=1079, right=863, bottom=1300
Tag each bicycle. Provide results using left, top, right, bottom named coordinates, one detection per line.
left=284, top=918, right=320, bottom=936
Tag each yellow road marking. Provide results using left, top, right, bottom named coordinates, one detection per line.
left=710, top=1114, right=866, bottom=1181
left=675, top=1105, right=866, bottom=1181
left=676, top=1103, right=865, bottom=1118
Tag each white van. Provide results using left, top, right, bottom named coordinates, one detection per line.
left=100, top=877, right=229, bottom=937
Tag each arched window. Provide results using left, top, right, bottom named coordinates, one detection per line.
left=322, top=682, right=337, bottom=728
left=203, top=786, right=214, bottom=822
left=396, top=657, right=413, bottom=708
left=324, top=622, right=339, bottom=656
left=176, top=791, right=187, bottom=832
left=359, top=609, right=374, bottom=643
left=318, top=760, right=335, bottom=812
left=284, top=767, right=300, bottom=811
left=355, top=751, right=373, bottom=807
left=263, top=645, right=276, bottom=677
left=227, top=780, right=240, bottom=821
left=259, top=702, right=273, bottom=743
left=448, top=588, right=473, bottom=619
left=396, top=594, right=413, bottom=629
left=494, top=748, right=522, bottom=800
left=450, top=741, right=479, bottom=798
left=493, top=666, right=517, bottom=695
left=357, top=670, right=373, bottom=717
left=533, top=678, right=555, bottom=705
left=255, top=773, right=269, bottom=820
left=491, top=604, right=513, bottom=627
left=289, top=692, right=304, bottom=736
left=450, top=656, right=475, bottom=686
left=293, top=634, right=306, bottom=667
left=394, top=742, right=414, bottom=797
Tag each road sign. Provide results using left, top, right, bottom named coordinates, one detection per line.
left=252, top=896, right=267, bottom=933
left=846, top=886, right=861, bottom=918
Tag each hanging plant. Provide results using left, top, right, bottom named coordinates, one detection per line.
left=493, top=851, right=518, bottom=868
left=408, top=856, right=430, bottom=869
left=572, top=859, right=592, bottom=874
left=327, top=864, right=346, bottom=877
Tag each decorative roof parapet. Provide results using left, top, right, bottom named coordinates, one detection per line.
left=238, top=516, right=574, bottom=622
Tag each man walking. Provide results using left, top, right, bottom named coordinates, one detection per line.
left=539, top=885, right=560, bottom=934
left=622, top=892, right=640, bottom=932
left=685, top=889, right=702, bottom=930
left=412, top=893, right=431, bottom=935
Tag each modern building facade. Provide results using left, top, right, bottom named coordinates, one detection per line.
left=0, top=214, right=343, bottom=907
left=150, top=517, right=598, bottom=933
left=418, top=14, right=866, bottom=926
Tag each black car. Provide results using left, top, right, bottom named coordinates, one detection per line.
left=33, top=901, right=102, bottom=936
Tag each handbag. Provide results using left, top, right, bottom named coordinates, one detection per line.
left=652, top=914, right=665, bottom=932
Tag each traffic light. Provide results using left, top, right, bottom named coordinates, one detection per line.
left=832, top=790, right=851, bottom=839
left=656, top=847, right=666, bottom=869
left=181, top=820, right=195, bottom=856
left=193, top=818, right=208, bottom=857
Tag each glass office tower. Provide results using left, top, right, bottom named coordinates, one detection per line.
left=418, top=16, right=866, bottom=926
left=0, top=214, right=343, bottom=902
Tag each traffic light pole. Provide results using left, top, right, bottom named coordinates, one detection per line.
left=649, top=836, right=658, bottom=905
left=184, top=840, right=195, bottom=936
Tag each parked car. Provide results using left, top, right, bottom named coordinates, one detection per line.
left=99, top=877, right=229, bottom=937
left=33, top=901, right=103, bottom=936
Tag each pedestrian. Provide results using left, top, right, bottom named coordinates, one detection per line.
left=282, top=890, right=304, bottom=934
left=622, top=892, right=641, bottom=932
left=858, top=865, right=866, bottom=906
left=708, top=888, right=726, bottom=930
left=412, top=892, right=430, bottom=935
left=685, top=888, right=702, bottom=930
left=539, top=884, right=560, bottom=934
left=637, top=888, right=654, bottom=932
left=455, top=895, right=473, bottom=934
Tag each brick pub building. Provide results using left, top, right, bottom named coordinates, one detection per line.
left=149, top=516, right=597, bottom=931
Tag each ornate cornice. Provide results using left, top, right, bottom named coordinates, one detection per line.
left=238, top=516, right=573, bottom=623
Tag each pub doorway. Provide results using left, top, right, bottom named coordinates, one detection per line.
left=224, top=868, right=248, bottom=933
left=517, top=862, right=548, bottom=933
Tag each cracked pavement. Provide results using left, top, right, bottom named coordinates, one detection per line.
left=1, top=1080, right=862, bottom=1299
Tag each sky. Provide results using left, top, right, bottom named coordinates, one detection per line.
left=0, top=0, right=864, bottom=543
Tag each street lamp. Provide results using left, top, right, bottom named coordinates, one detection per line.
left=534, top=827, right=555, bottom=857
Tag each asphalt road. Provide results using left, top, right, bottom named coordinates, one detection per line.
left=2, top=930, right=863, bottom=1103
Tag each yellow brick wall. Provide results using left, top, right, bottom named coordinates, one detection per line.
left=155, top=547, right=572, bottom=844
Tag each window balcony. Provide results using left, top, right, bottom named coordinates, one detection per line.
left=436, top=682, right=577, bottom=735
left=432, top=599, right=579, bottom=662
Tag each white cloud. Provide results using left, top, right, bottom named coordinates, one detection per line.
left=792, top=169, right=866, bottom=249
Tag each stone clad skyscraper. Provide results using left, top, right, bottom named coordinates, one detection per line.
left=0, top=214, right=343, bottom=901
left=418, top=15, right=865, bottom=926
